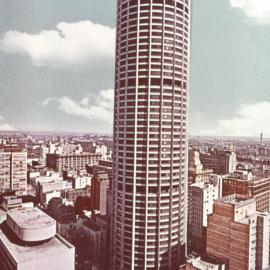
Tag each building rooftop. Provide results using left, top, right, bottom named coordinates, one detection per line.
left=187, top=256, right=224, bottom=270
left=48, top=152, right=101, bottom=157
left=0, top=227, right=73, bottom=264
left=219, top=194, right=255, bottom=208
left=190, top=182, right=215, bottom=189
left=8, top=207, right=55, bottom=231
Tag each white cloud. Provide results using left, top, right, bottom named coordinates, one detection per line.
left=0, top=115, right=4, bottom=121
left=0, top=124, right=16, bottom=131
left=201, top=101, right=270, bottom=137
left=0, top=21, right=115, bottom=67
left=43, top=89, right=114, bottom=123
left=230, top=0, right=270, bottom=24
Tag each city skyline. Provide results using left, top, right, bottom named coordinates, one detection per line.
left=0, top=0, right=270, bottom=136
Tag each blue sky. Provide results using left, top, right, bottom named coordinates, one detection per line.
left=0, top=0, right=270, bottom=136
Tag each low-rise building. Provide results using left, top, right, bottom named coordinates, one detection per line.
left=0, top=207, right=75, bottom=270
left=36, top=180, right=72, bottom=205
left=2, top=196, right=22, bottom=211
left=64, top=185, right=91, bottom=202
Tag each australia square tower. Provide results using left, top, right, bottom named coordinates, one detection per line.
left=111, top=0, right=191, bottom=269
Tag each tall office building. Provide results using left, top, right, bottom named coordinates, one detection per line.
left=0, top=152, right=27, bottom=196
left=112, top=0, right=191, bottom=269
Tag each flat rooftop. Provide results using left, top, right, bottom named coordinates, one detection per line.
left=219, top=194, right=255, bottom=208
left=8, top=207, right=55, bottom=230
left=0, top=227, right=73, bottom=263
left=187, top=257, right=223, bottom=270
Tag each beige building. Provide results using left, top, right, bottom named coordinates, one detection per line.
left=0, top=152, right=27, bottom=196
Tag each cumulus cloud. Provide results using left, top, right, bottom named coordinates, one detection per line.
left=201, top=102, right=270, bottom=137
left=43, top=89, right=114, bottom=123
left=230, top=0, right=270, bottom=24
left=0, top=21, right=115, bottom=67
left=0, top=116, right=15, bottom=131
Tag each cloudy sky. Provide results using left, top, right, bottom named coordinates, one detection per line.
left=0, top=0, right=270, bottom=136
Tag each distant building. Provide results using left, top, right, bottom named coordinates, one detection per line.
left=48, top=197, right=76, bottom=243
left=64, top=185, right=91, bottom=202
left=0, top=207, right=75, bottom=270
left=91, top=171, right=110, bottom=215
left=68, top=174, right=91, bottom=189
left=46, top=153, right=101, bottom=172
left=200, top=150, right=237, bottom=175
left=206, top=195, right=270, bottom=270
left=222, top=170, right=270, bottom=212
left=2, top=143, right=25, bottom=153
left=86, top=160, right=112, bottom=177
left=2, top=196, right=22, bottom=211
left=30, top=171, right=63, bottom=187
left=0, top=152, right=27, bottom=196
left=188, top=149, right=213, bottom=185
left=75, top=215, right=109, bottom=270
left=36, top=180, right=72, bottom=205
left=188, top=180, right=221, bottom=254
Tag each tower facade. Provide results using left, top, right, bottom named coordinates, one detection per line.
left=112, top=0, right=191, bottom=269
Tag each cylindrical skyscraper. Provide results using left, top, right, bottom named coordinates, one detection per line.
left=112, top=0, right=191, bottom=269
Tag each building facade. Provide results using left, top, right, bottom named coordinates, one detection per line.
left=222, top=170, right=270, bottom=212
left=200, top=150, right=237, bottom=175
left=206, top=195, right=270, bottom=270
left=46, top=153, right=101, bottom=172
left=111, top=0, right=191, bottom=269
left=0, top=152, right=27, bottom=196
left=188, top=149, right=213, bottom=185
left=91, top=171, right=110, bottom=215
left=188, top=181, right=220, bottom=254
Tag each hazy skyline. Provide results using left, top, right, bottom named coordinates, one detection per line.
left=0, top=0, right=270, bottom=136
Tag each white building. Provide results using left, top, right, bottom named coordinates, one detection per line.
left=188, top=180, right=220, bottom=254
left=0, top=207, right=75, bottom=270
left=36, top=180, right=72, bottom=204
left=73, top=175, right=91, bottom=189
left=112, top=0, right=191, bottom=268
